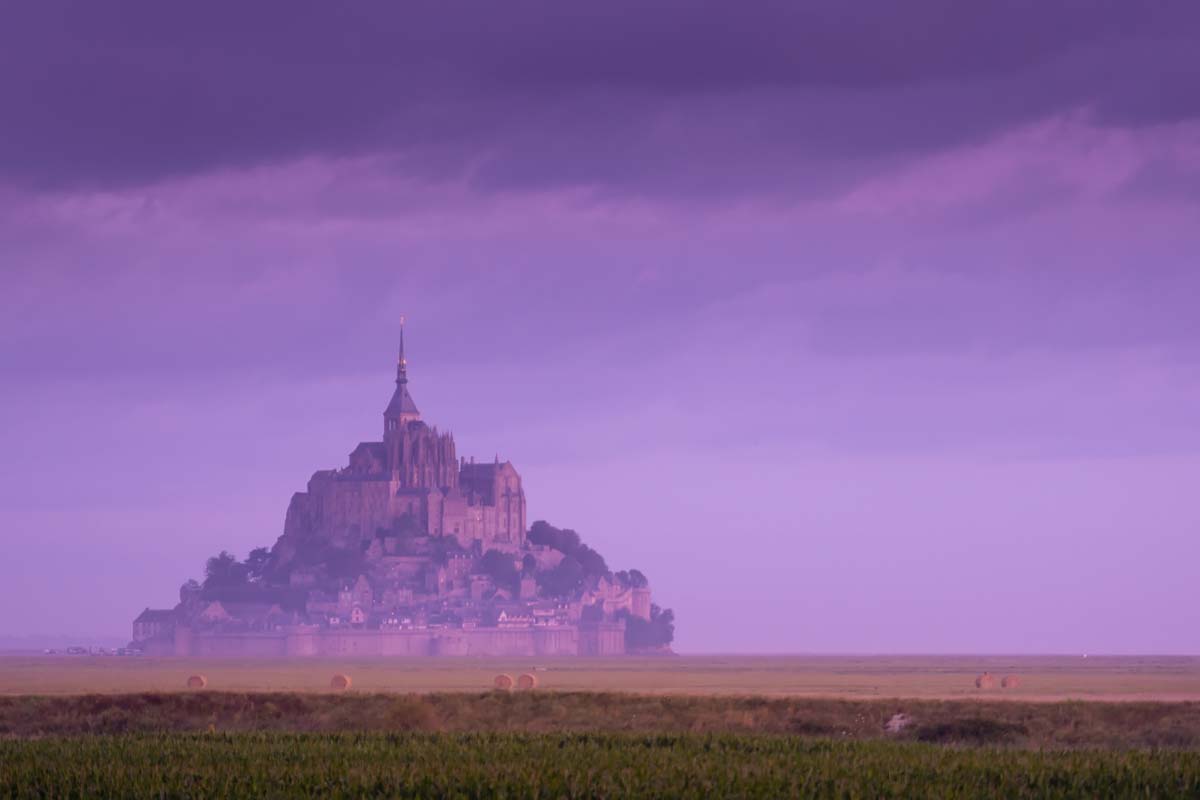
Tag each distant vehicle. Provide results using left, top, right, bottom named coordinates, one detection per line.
left=42, top=648, right=58, bottom=655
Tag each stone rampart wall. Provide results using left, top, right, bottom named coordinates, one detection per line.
left=579, top=622, right=627, bottom=656
left=175, top=624, right=614, bottom=657
left=190, top=631, right=289, bottom=657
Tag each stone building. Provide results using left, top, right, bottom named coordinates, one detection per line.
left=271, top=324, right=527, bottom=564
left=132, top=608, right=176, bottom=643
left=134, top=322, right=656, bottom=658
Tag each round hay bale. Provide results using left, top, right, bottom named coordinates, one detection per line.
left=516, top=673, right=538, bottom=690
left=186, top=674, right=208, bottom=690
left=1001, top=674, right=1021, bottom=689
left=330, top=673, right=352, bottom=691
left=975, top=672, right=996, bottom=690
left=493, top=673, right=514, bottom=691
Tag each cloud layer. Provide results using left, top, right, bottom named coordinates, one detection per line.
left=3, top=1, right=1199, bottom=195
left=2, top=3, right=1199, bottom=652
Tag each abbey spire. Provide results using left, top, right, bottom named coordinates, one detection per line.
left=396, top=319, right=408, bottom=385
left=384, top=318, right=421, bottom=431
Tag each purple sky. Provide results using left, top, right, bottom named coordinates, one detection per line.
left=2, top=2, right=1198, bottom=653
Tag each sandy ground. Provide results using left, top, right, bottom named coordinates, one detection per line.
left=2, top=654, right=1198, bottom=700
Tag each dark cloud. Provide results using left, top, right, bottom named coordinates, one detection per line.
left=1, top=0, right=1197, bottom=194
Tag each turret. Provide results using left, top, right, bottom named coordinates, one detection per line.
left=383, top=318, right=421, bottom=433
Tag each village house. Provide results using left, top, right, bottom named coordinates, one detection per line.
left=132, top=608, right=176, bottom=643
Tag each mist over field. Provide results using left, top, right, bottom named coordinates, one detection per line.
left=2, top=1, right=1199, bottom=655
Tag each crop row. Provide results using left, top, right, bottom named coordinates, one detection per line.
left=2, top=732, right=1198, bottom=799
left=3, top=691, right=1200, bottom=749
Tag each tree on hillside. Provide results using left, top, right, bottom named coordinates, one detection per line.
left=245, top=547, right=271, bottom=583
left=528, top=520, right=582, bottom=555
left=479, top=549, right=520, bottom=594
left=203, top=551, right=248, bottom=590
left=179, top=579, right=202, bottom=606
left=537, top=556, right=585, bottom=597
left=614, top=569, right=649, bottom=589
left=323, top=546, right=367, bottom=583
left=574, top=544, right=609, bottom=579
left=621, top=604, right=675, bottom=650
left=528, top=520, right=612, bottom=582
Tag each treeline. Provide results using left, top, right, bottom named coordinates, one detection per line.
left=190, top=549, right=306, bottom=608
left=202, top=549, right=271, bottom=590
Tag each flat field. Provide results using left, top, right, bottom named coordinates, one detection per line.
left=3, top=733, right=1198, bottom=799
left=2, top=654, right=1198, bottom=700
left=3, top=691, right=1199, bottom=748
left=2, top=657, right=1198, bottom=798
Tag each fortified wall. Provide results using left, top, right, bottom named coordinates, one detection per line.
left=153, top=623, right=626, bottom=658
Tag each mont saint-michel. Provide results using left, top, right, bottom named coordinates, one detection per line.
left=131, top=326, right=674, bottom=657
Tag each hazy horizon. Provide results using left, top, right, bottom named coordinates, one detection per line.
left=2, top=2, right=1199, bottom=654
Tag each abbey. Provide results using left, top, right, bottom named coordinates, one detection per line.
left=273, top=326, right=527, bottom=561
left=131, top=324, right=670, bottom=658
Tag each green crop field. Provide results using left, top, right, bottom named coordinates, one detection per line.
left=2, top=659, right=1197, bottom=797
left=2, top=732, right=1198, bottom=799
left=3, top=691, right=1200, bottom=748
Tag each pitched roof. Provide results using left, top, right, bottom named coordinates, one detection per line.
left=384, top=383, right=419, bottom=418
left=134, top=608, right=176, bottom=623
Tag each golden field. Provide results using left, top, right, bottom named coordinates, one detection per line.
left=2, top=654, right=1197, bottom=700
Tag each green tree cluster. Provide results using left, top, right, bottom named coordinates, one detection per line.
left=613, top=569, right=648, bottom=589
left=528, top=520, right=613, bottom=598
left=620, top=604, right=675, bottom=649
left=479, top=549, right=520, bottom=594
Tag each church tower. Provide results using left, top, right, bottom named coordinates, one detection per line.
left=383, top=320, right=421, bottom=433
left=382, top=321, right=458, bottom=493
